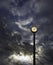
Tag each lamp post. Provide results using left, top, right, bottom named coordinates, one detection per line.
left=31, top=26, right=37, bottom=65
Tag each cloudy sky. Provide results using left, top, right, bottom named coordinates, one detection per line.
left=0, top=0, right=53, bottom=65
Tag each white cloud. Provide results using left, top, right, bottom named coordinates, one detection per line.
left=16, top=17, right=33, bottom=25
left=8, top=52, right=33, bottom=64
left=15, top=17, right=33, bottom=32
left=15, top=22, right=30, bottom=32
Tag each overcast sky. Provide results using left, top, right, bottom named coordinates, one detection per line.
left=0, top=0, right=53, bottom=65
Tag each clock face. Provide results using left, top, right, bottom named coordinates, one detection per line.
left=31, top=26, right=37, bottom=33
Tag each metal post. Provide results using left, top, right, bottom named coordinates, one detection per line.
left=31, top=26, right=37, bottom=65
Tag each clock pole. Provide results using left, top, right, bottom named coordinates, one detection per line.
left=31, top=26, right=37, bottom=65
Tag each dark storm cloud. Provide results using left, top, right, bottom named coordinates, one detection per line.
left=0, top=0, right=53, bottom=65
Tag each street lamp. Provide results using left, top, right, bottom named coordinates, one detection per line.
left=31, top=26, right=38, bottom=65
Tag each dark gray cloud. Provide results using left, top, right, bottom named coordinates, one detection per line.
left=0, top=0, right=53, bottom=65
